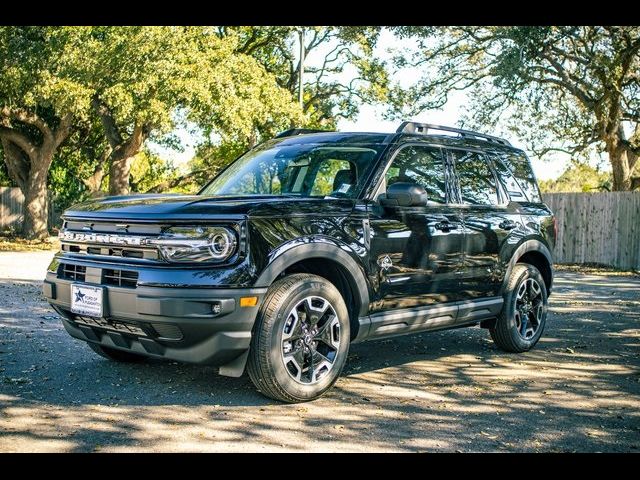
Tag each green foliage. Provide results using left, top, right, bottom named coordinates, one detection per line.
left=184, top=141, right=249, bottom=192
left=2, top=26, right=306, bottom=204
left=0, top=27, right=95, bottom=121
left=129, top=149, right=177, bottom=193
left=83, top=26, right=303, bottom=142
left=539, top=162, right=612, bottom=193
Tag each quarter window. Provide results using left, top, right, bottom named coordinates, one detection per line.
left=385, top=146, right=447, bottom=204
left=495, top=151, right=542, bottom=203
left=451, top=150, right=499, bottom=205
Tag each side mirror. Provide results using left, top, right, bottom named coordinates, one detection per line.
left=380, top=182, right=428, bottom=207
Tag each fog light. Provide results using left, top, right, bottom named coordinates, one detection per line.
left=211, top=302, right=222, bottom=315
left=240, top=296, right=258, bottom=307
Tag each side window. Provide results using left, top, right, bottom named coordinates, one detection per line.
left=496, top=151, right=541, bottom=202
left=310, top=159, right=353, bottom=196
left=491, top=154, right=526, bottom=201
left=450, top=150, right=499, bottom=206
left=385, top=146, right=447, bottom=204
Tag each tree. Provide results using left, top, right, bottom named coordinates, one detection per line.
left=392, top=27, right=640, bottom=191
left=539, top=161, right=612, bottom=193
left=84, top=26, right=302, bottom=196
left=0, top=27, right=93, bottom=238
left=221, top=26, right=390, bottom=128
left=176, top=26, right=391, bottom=192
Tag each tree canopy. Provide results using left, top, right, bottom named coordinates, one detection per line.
left=539, top=161, right=612, bottom=193
left=392, top=26, right=640, bottom=191
left=0, top=26, right=304, bottom=237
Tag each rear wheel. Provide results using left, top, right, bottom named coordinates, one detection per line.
left=490, top=263, right=548, bottom=353
left=247, top=273, right=350, bottom=403
left=87, top=343, right=147, bottom=363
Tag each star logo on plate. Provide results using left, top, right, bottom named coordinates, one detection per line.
left=74, top=290, right=86, bottom=303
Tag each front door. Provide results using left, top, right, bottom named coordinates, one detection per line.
left=367, top=144, right=465, bottom=313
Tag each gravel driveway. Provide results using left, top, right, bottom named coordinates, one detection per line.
left=1, top=251, right=639, bottom=452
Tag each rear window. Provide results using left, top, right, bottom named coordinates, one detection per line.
left=494, top=151, right=541, bottom=203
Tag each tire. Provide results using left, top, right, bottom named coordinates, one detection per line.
left=247, top=273, right=350, bottom=403
left=87, top=342, right=147, bottom=363
left=490, top=263, right=548, bottom=353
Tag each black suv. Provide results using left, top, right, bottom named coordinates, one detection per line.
left=44, top=122, right=556, bottom=403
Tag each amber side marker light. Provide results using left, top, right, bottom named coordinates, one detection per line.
left=240, top=296, right=258, bottom=307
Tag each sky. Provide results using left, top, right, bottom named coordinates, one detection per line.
left=153, top=28, right=581, bottom=181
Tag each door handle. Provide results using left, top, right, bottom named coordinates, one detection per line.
left=434, top=221, right=459, bottom=232
left=499, top=220, right=518, bottom=230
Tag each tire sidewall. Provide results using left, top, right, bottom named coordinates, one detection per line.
left=504, top=265, right=548, bottom=350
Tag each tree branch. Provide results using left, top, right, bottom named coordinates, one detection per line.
left=0, top=126, right=38, bottom=161
left=0, top=135, right=29, bottom=191
left=0, top=106, right=53, bottom=140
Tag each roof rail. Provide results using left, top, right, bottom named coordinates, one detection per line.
left=275, top=128, right=334, bottom=138
left=396, top=121, right=511, bottom=147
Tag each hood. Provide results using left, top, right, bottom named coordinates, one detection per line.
left=63, top=194, right=356, bottom=221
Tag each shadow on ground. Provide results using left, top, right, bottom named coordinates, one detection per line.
left=1, top=269, right=639, bottom=452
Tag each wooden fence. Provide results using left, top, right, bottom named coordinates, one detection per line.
left=543, top=192, right=640, bottom=271
left=0, top=187, right=24, bottom=231
left=0, top=187, right=62, bottom=232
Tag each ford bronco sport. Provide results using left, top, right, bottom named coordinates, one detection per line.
left=44, top=122, right=556, bottom=403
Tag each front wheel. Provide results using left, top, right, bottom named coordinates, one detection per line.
left=247, top=274, right=350, bottom=403
left=490, top=263, right=548, bottom=353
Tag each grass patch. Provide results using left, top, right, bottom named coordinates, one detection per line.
left=0, top=234, right=60, bottom=252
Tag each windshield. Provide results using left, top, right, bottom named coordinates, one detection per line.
left=199, top=142, right=384, bottom=198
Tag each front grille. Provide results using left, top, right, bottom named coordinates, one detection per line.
left=102, top=269, right=139, bottom=288
left=58, top=263, right=138, bottom=289
left=61, top=243, right=158, bottom=260
left=59, top=220, right=162, bottom=261
left=60, top=263, right=86, bottom=282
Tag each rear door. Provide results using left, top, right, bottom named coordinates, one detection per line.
left=447, top=148, right=523, bottom=300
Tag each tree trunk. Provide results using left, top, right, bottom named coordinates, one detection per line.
left=99, top=120, right=148, bottom=196
left=108, top=153, right=136, bottom=195
left=609, top=149, right=632, bottom=191
left=84, top=163, right=106, bottom=196
left=1, top=110, right=73, bottom=239
left=605, top=123, right=640, bottom=191
left=22, top=163, right=50, bottom=239
left=82, top=146, right=111, bottom=196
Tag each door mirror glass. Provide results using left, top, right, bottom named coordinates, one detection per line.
left=380, top=182, right=429, bottom=207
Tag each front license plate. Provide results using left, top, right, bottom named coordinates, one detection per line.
left=70, top=284, right=104, bottom=318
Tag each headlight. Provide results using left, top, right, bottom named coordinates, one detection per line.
left=151, top=226, right=238, bottom=263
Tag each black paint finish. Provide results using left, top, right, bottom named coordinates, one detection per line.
left=48, top=129, right=556, bottom=363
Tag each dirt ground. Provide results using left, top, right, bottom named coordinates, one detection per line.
left=0, top=251, right=639, bottom=452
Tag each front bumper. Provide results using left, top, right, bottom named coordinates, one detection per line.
left=43, top=271, right=266, bottom=367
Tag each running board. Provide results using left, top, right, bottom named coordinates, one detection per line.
left=355, top=297, right=503, bottom=342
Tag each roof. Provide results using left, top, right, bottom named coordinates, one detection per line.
left=271, top=130, right=521, bottom=154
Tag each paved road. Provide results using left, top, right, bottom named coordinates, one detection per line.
left=0, top=251, right=639, bottom=452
